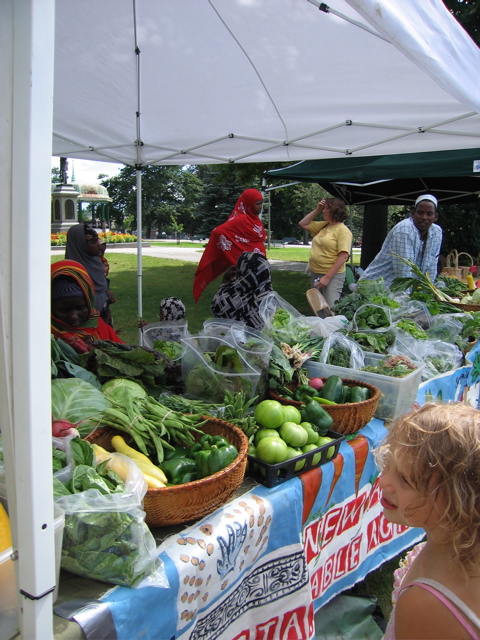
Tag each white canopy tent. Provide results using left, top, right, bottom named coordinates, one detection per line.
left=2, top=0, right=480, bottom=636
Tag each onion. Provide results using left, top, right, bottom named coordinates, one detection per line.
left=308, top=377, right=324, bottom=390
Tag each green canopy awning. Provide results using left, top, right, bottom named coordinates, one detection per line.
left=266, top=148, right=480, bottom=205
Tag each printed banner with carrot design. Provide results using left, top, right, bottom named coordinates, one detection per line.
left=301, top=418, right=424, bottom=611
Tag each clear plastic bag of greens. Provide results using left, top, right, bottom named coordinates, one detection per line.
left=352, top=304, right=393, bottom=333
left=426, top=314, right=463, bottom=343
left=389, top=335, right=464, bottom=381
left=391, top=300, right=432, bottom=329
left=181, top=335, right=260, bottom=402
left=319, top=332, right=365, bottom=369
left=356, top=277, right=390, bottom=299
left=258, top=291, right=301, bottom=334
left=54, top=441, right=167, bottom=589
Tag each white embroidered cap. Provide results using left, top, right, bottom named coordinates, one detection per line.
left=415, top=194, right=438, bottom=208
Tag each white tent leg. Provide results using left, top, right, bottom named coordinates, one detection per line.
left=137, top=168, right=143, bottom=344
left=2, top=1, right=56, bottom=637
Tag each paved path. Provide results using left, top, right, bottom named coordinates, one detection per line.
left=52, top=245, right=308, bottom=272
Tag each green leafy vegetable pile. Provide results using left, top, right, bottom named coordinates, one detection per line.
left=354, top=305, right=391, bottom=330
left=361, top=355, right=417, bottom=378
left=152, top=339, right=183, bottom=360
left=396, top=319, right=428, bottom=340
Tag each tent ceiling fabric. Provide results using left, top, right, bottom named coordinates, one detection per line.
left=52, top=0, right=480, bottom=168
left=265, top=148, right=480, bottom=204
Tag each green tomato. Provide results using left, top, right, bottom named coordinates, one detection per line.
left=285, top=446, right=305, bottom=471
left=282, top=405, right=302, bottom=425
left=304, top=426, right=319, bottom=445
left=248, top=443, right=257, bottom=457
left=255, top=437, right=288, bottom=464
left=317, top=436, right=335, bottom=459
left=300, top=421, right=314, bottom=430
left=255, top=428, right=281, bottom=445
left=254, top=400, right=285, bottom=430
left=302, top=443, right=322, bottom=465
left=279, top=422, right=308, bottom=448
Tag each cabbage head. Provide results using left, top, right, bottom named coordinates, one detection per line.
left=101, top=378, right=147, bottom=404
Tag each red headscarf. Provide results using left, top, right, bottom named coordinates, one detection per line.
left=193, top=189, right=266, bottom=302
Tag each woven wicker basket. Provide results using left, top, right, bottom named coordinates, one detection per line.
left=85, top=417, right=249, bottom=527
left=270, top=378, right=380, bottom=435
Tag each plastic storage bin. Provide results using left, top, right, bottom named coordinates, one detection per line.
left=305, top=352, right=425, bottom=422
left=181, top=335, right=261, bottom=403
left=141, top=320, right=188, bottom=349
left=0, top=483, right=64, bottom=640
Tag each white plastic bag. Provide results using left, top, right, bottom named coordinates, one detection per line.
left=54, top=443, right=167, bottom=588
left=319, top=332, right=365, bottom=369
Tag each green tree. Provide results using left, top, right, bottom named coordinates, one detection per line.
left=101, top=165, right=202, bottom=236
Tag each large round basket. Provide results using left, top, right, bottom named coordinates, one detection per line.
left=452, top=301, right=480, bottom=312
left=270, top=378, right=380, bottom=435
left=85, top=417, right=249, bottom=527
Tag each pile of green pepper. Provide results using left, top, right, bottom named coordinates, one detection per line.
left=159, top=434, right=238, bottom=485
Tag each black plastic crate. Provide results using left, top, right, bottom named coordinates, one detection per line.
left=247, top=429, right=345, bottom=488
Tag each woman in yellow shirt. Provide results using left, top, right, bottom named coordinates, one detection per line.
left=299, top=197, right=352, bottom=307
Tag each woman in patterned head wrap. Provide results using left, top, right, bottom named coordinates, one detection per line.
left=193, top=189, right=266, bottom=302
left=210, top=252, right=273, bottom=330
left=51, top=260, right=123, bottom=350
left=65, top=223, right=111, bottom=320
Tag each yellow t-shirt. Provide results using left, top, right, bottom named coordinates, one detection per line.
left=308, top=221, right=352, bottom=274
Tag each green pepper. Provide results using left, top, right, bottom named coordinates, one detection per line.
left=159, top=457, right=197, bottom=484
left=303, top=397, right=333, bottom=435
left=195, top=443, right=238, bottom=478
left=163, top=445, right=189, bottom=461
left=350, top=386, right=370, bottom=403
left=341, top=385, right=351, bottom=404
left=320, top=375, right=344, bottom=403
left=294, top=384, right=318, bottom=401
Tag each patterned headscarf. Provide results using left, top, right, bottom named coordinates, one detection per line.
left=210, top=252, right=273, bottom=330
left=51, top=260, right=100, bottom=340
left=193, top=189, right=266, bottom=302
left=160, top=297, right=186, bottom=321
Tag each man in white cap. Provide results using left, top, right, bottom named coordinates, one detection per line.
left=359, top=194, right=442, bottom=287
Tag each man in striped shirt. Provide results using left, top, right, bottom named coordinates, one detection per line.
left=359, top=194, right=442, bottom=288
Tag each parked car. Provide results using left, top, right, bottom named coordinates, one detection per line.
left=282, top=237, right=301, bottom=245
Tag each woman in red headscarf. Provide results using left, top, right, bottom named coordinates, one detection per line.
left=193, top=188, right=266, bottom=302
left=51, top=260, right=123, bottom=352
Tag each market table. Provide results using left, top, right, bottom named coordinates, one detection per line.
left=53, top=418, right=423, bottom=640
left=52, top=341, right=480, bottom=640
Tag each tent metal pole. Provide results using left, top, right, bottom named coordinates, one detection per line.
left=136, top=168, right=143, bottom=344
left=6, top=0, right=56, bottom=636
